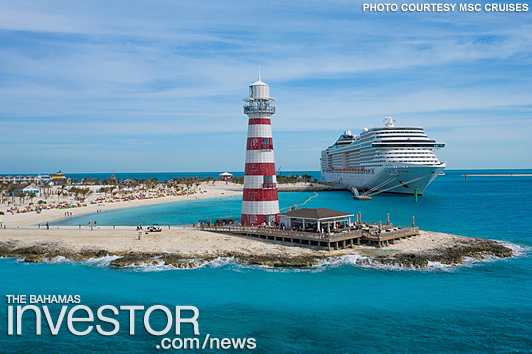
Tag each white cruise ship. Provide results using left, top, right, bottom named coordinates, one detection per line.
left=320, top=116, right=446, bottom=195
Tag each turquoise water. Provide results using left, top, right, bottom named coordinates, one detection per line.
left=2, top=170, right=532, bottom=353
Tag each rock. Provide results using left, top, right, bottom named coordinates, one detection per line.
left=24, top=255, right=47, bottom=263
left=110, top=253, right=153, bottom=267
left=239, top=255, right=321, bottom=267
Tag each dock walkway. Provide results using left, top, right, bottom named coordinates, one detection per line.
left=198, top=224, right=419, bottom=250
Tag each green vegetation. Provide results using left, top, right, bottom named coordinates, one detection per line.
left=68, top=187, right=92, bottom=200
left=232, top=177, right=244, bottom=184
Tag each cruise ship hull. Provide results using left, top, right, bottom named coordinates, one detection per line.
left=321, top=163, right=446, bottom=195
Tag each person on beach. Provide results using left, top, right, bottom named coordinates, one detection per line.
left=94, top=220, right=97, bottom=226
left=46, top=222, right=49, bottom=230
left=89, top=221, right=91, bottom=228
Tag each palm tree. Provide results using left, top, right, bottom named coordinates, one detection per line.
left=7, top=184, right=16, bottom=204
left=27, top=192, right=36, bottom=204
left=0, top=182, right=6, bottom=204
left=19, top=191, right=26, bottom=205
left=70, top=187, right=80, bottom=200
left=81, top=187, right=91, bottom=199
left=103, top=186, right=113, bottom=197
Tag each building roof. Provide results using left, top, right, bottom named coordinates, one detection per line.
left=281, top=208, right=353, bottom=220
left=250, top=79, right=268, bottom=87
left=11, top=183, right=30, bottom=190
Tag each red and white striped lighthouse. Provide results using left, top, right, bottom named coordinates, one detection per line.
left=241, top=73, right=280, bottom=226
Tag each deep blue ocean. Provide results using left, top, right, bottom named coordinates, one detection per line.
left=2, top=170, right=532, bottom=353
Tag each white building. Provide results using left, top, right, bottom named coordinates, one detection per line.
left=21, top=184, right=41, bottom=197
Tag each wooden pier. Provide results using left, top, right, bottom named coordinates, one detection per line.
left=198, top=224, right=419, bottom=250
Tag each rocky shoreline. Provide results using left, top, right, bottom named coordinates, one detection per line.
left=0, top=236, right=514, bottom=269
left=367, top=239, right=513, bottom=268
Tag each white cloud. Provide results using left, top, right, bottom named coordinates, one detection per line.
left=0, top=0, right=531, bottom=171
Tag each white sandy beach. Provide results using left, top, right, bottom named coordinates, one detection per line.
left=0, top=181, right=243, bottom=227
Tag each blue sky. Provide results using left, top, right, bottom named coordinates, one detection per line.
left=0, top=0, right=531, bottom=173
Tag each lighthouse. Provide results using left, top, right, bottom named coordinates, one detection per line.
left=241, top=73, right=280, bottom=226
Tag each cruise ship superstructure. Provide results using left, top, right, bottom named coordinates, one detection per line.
left=320, top=116, right=446, bottom=195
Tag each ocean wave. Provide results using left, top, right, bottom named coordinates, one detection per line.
left=43, top=256, right=75, bottom=264
left=196, top=256, right=240, bottom=269
left=306, top=249, right=521, bottom=272
left=119, top=256, right=243, bottom=272
left=42, top=254, right=122, bottom=266
left=498, top=241, right=530, bottom=258
left=308, top=255, right=427, bottom=272
left=84, top=255, right=123, bottom=267
left=317, top=256, right=459, bottom=272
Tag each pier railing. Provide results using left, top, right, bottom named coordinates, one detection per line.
left=363, top=226, right=419, bottom=241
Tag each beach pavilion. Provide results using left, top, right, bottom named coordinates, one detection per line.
left=219, top=172, right=233, bottom=181
left=279, top=208, right=354, bottom=232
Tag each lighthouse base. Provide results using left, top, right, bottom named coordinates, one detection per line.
left=241, top=213, right=280, bottom=226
